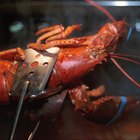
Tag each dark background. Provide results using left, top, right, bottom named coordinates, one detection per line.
left=0, top=0, right=140, bottom=140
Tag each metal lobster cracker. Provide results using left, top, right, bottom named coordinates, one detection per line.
left=11, top=47, right=60, bottom=98
left=9, top=47, right=60, bottom=140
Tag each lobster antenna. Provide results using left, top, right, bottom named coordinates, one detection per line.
left=111, top=58, right=140, bottom=88
left=85, top=0, right=116, bottom=22
left=111, top=53, right=140, bottom=59
left=111, top=54, right=140, bottom=65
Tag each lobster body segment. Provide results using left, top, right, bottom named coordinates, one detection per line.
left=42, top=21, right=127, bottom=90
left=0, top=61, right=19, bottom=104
left=0, top=48, right=25, bottom=104
left=48, top=46, right=106, bottom=89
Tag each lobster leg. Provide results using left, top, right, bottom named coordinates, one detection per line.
left=46, top=24, right=81, bottom=41
left=28, top=22, right=121, bottom=51
left=28, top=37, right=87, bottom=50
left=36, top=24, right=81, bottom=43
left=0, top=48, right=25, bottom=61
left=27, top=34, right=98, bottom=50
left=36, top=25, right=64, bottom=43
left=35, top=25, right=64, bottom=36
left=69, top=84, right=139, bottom=124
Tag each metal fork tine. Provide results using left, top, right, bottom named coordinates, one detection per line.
left=9, top=81, right=29, bottom=140
left=28, top=120, right=41, bottom=140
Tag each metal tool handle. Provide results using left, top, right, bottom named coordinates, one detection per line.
left=9, top=81, right=29, bottom=140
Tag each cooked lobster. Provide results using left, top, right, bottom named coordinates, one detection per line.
left=0, top=20, right=139, bottom=125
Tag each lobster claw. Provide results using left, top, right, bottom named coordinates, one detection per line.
left=69, top=85, right=139, bottom=124
left=84, top=96, right=139, bottom=124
